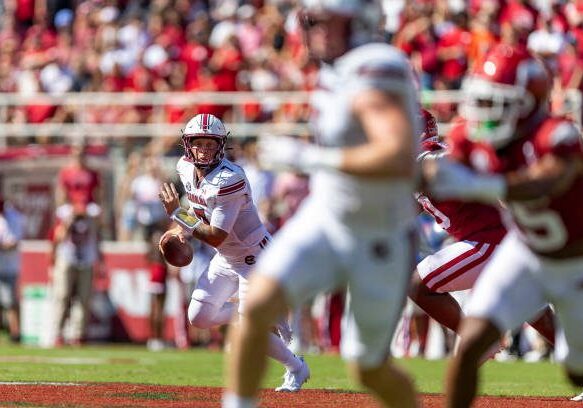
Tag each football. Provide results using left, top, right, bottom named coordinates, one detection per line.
left=159, top=231, right=194, bottom=267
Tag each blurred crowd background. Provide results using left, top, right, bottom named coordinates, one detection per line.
left=0, top=0, right=580, bottom=361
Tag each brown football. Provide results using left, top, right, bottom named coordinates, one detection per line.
left=159, top=232, right=194, bottom=267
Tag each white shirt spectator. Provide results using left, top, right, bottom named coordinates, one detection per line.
left=40, top=63, right=74, bottom=94
left=0, top=205, right=24, bottom=277
left=528, top=27, right=565, bottom=56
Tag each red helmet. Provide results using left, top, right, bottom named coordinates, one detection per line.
left=182, top=114, right=228, bottom=169
left=459, top=44, right=551, bottom=148
left=419, top=109, right=446, bottom=153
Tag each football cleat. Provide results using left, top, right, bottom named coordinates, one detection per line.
left=275, top=356, right=310, bottom=392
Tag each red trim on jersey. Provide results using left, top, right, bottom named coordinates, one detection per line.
left=218, top=180, right=245, bottom=196
left=430, top=243, right=496, bottom=292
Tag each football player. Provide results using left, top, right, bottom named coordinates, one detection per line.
left=223, top=0, right=420, bottom=407
left=158, top=113, right=308, bottom=391
left=412, top=109, right=555, bottom=347
left=424, top=44, right=583, bottom=407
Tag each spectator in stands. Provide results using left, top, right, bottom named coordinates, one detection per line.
left=129, top=155, right=167, bottom=241
left=146, top=227, right=170, bottom=351
left=238, top=137, right=275, bottom=226
left=116, top=150, right=141, bottom=241
left=0, top=196, right=24, bottom=343
left=394, top=2, right=438, bottom=90
left=50, top=201, right=103, bottom=346
left=555, top=34, right=583, bottom=123
left=528, top=14, right=565, bottom=73
left=55, top=143, right=101, bottom=207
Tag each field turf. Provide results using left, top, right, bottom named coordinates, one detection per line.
left=0, top=341, right=579, bottom=398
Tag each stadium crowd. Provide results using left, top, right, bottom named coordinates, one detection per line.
left=0, top=0, right=582, bottom=364
left=0, top=0, right=582, bottom=134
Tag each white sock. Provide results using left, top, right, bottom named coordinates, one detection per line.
left=267, top=332, right=302, bottom=371
left=222, top=392, right=257, bottom=408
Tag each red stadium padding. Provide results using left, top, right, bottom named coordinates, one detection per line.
left=20, top=241, right=185, bottom=344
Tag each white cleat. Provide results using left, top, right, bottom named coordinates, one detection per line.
left=571, top=391, right=583, bottom=401
left=275, top=356, right=310, bottom=392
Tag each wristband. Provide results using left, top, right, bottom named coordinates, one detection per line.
left=302, top=146, right=343, bottom=171
left=171, top=208, right=202, bottom=234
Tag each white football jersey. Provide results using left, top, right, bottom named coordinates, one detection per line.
left=176, top=157, right=269, bottom=259
left=309, top=43, right=420, bottom=229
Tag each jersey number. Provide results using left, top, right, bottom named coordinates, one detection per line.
left=510, top=203, right=568, bottom=252
left=419, top=195, right=451, bottom=230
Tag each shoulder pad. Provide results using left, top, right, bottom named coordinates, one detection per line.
left=207, top=161, right=247, bottom=198
left=176, top=156, right=192, bottom=174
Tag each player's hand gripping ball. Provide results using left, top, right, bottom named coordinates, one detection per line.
left=159, top=231, right=193, bottom=267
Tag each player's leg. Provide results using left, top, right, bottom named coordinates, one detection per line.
left=224, top=216, right=340, bottom=407
left=446, top=317, right=501, bottom=408
left=348, top=360, right=416, bottom=407
left=446, top=232, right=546, bottom=408
left=540, top=257, right=583, bottom=387
left=188, top=257, right=238, bottom=329
left=408, top=272, right=462, bottom=332
left=236, top=271, right=306, bottom=391
left=343, top=229, right=416, bottom=407
left=227, top=274, right=290, bottom=399
left=411, top=241, right=496, bottom=333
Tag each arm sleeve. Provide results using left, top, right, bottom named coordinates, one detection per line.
left=210, top=194, right=246, bottom=233
left=446, top=121, right=472, bottom=165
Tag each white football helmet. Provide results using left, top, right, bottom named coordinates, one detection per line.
left=182, top=113, right=228, bottom=168
left=459, top=44, right=550, bottom=149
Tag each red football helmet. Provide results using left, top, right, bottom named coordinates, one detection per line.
left=182, top=114, right=228, bottom=169
left=459, top=44, right=551, bottom=148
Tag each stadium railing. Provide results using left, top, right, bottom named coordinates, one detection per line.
left=0, top=89, right=580, bottom=141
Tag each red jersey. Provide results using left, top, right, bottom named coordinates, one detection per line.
left=448, top=116, right=583, bottom=254
left=417, top=194, right=506, bottom=244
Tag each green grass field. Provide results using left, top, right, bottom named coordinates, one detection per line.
left=0, top=341, right=579, bottom=398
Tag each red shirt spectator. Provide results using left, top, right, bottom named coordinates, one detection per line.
left=56, top=144, right=101, bottom=207
left=437, top=18, right=471, bottom=88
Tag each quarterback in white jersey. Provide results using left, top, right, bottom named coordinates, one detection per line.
left=224, top=1, right=420, bottom=407
left=159, top=113, right=307, bottom=391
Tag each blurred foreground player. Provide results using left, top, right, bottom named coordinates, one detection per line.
left=158, top=113, right=306, bottom=390
left=223, top=0, right=421, bottom=406
left=424, top=44, right=583, bottom=407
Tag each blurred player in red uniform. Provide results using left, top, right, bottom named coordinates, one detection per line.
left=411, top=109, right=555, bottom=345
left=424, top=44, right=583, bottom=407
